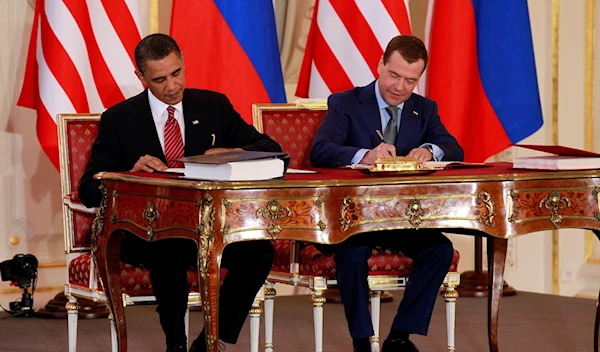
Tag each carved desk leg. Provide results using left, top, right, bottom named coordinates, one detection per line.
left=198, top=194, right=221, bottom=352
left=487, top=237, right=507, bottom=352
left=95, top=230, right=127, bottom=351
left=593, top=230, right=600, bottom=352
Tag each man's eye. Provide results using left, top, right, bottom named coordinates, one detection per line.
left=407, top=79, right=416, bottom=84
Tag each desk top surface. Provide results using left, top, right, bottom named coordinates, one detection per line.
left=95, top=162, right=600, bottom=190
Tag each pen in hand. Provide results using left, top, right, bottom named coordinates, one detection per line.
left=376, top=130, right=385, bottom=143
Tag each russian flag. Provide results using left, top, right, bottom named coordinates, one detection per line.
left=426, top=0, right=543, bottom=162
left=170, top=0, right=286, bottom=123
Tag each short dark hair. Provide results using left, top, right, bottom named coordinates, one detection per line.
left=382, top=35, right=428, bottom=72
left=134, top=33, right=182, bottom=73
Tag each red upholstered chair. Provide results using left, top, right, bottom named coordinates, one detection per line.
left=58, top=114, right=204, bottom=352
left=252, top=103, right=460, bottom=352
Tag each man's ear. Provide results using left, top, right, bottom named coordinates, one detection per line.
left=135, top=70, right=146, bottom=85
left=377, top=55, right=384, bottom=76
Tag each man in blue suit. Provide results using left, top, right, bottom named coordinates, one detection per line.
left=310, top=35, right=464, bottom=352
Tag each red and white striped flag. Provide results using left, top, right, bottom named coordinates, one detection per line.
left=17, top=0, right=144, bottom=170
left=296, top=0, right=412, bottom=98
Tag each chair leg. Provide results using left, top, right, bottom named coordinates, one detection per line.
left=66, top=296, right=80, bottom=352
left=311, top=283, right=326, bottom=352
left=264, top=281, right=276, bottom=352
left=250, top=287, right=264, bottom=352
left=185, top=307, right=190, bottom=350
left=444, top=284, right=458, bottom=352
left=109, top=313, right=118, bottom=352
left=370, top=290, right=382, bottom=352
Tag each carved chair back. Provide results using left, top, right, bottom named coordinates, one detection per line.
left=252, top=102, right=327, bottom=169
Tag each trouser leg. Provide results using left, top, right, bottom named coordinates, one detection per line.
left=120, top=234, right=196, bottom=348
left=216, top=240, right=275, bottom=343
left=333, top=244, right=374, bottom=338
left=389, top=231, right=454, bottom=335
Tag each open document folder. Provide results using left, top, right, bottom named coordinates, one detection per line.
left=513, top=144, right=600, bottom=170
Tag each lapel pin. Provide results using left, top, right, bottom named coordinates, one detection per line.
left=412, top=111, right=419, bottom=116
left=192, top=120, right=199, bottom=124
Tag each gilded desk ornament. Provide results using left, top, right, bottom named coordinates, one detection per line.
left=195, top=199, right=203, bottom=234
left=142, top=202, right=160, bottom=241
left=254, top=200, right=292, bottom=239
left=477, top=192, right=496, bottom=227
left=109, top=191, right=118, bottom=223
left=198, top=194, right=215, bottom=351
left=255, top=199, right=292, bottom=221
left=339, top=196, right=354, bottom=231
left=539, top=190, right=572, bottom=229
left=266, top=224, right=283, bottom=238
left=316, top=197, right=327, bottom=230
left=406, top=199, right=424, bottom=228
left=593, top=187, right=600, bottom=221
left=507, top=190, right=518, bottom=223
left=91, top=183, right=109, bottom=256
left=199, top=195, right=215, bottom=274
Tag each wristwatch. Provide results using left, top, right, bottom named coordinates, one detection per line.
left=424, top=145, right=435, bottom=160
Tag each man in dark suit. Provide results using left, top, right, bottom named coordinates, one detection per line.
left=79, top=33, right=281, bottom=352
left=310, top=35, right=464, bottom=352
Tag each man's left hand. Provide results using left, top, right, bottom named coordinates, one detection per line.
left=204, top=147, right=243, bottom=155
left=407, top=147, right=433, bottom=162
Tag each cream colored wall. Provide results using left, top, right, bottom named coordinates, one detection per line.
left=0, top=0, right=597, bottom=299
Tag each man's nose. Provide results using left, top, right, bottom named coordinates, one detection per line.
left=393, top=79, right=405, bottom=92
left=165, top=77, right=176, bottom=90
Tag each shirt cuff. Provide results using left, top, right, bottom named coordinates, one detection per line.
left=420, top=143, right=444, bottom=161
left=351, top=149, right=370, bottom=165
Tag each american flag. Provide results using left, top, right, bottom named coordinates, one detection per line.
left=296, top=0, right=412, bottom=99
left=18, top=0, right=144, bottom=170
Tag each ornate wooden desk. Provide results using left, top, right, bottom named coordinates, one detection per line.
left=90, top=163, right=600, bottom=352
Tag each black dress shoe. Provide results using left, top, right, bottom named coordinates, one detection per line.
left=166, top=345, right=187, bottom=352
left=188, top=340, right=205, bottom=352
left=353, top=341, right=371, bottom=352
left=381, top=337, right=419, bottom=352
left=189, top=339, right=226, bottom=352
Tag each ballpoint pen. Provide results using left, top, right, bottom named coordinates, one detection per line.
left=376, top=130, right=385, bottom=143
left=211, top=133, right=216, bottom=146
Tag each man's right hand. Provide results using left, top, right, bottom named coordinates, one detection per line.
left=360, top=143, right=396, bottom=165
left=130, top=155, right=168, bottom=172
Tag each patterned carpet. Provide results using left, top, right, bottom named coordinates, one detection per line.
left=0, top=291, right=595, bottom=352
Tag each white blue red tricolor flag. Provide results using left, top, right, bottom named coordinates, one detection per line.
left=425, top=0, right=543, bottom=162
left=18, top=0, right=143, bottom=170
left=170, top=0, right=286, bottom=123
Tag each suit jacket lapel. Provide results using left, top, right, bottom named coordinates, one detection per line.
left=134, top=90, right=166, bottom=163
left=358, top=81, right=385, bottom=148
left=395, top=94, right=418, bottom=150
left=182, top=90, right=205, bottom=156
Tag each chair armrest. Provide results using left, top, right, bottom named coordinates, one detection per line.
left=64, top=196, right=98, bottom=214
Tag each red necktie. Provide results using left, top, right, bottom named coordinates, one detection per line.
left=164, top=106, right=184, bottom=168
